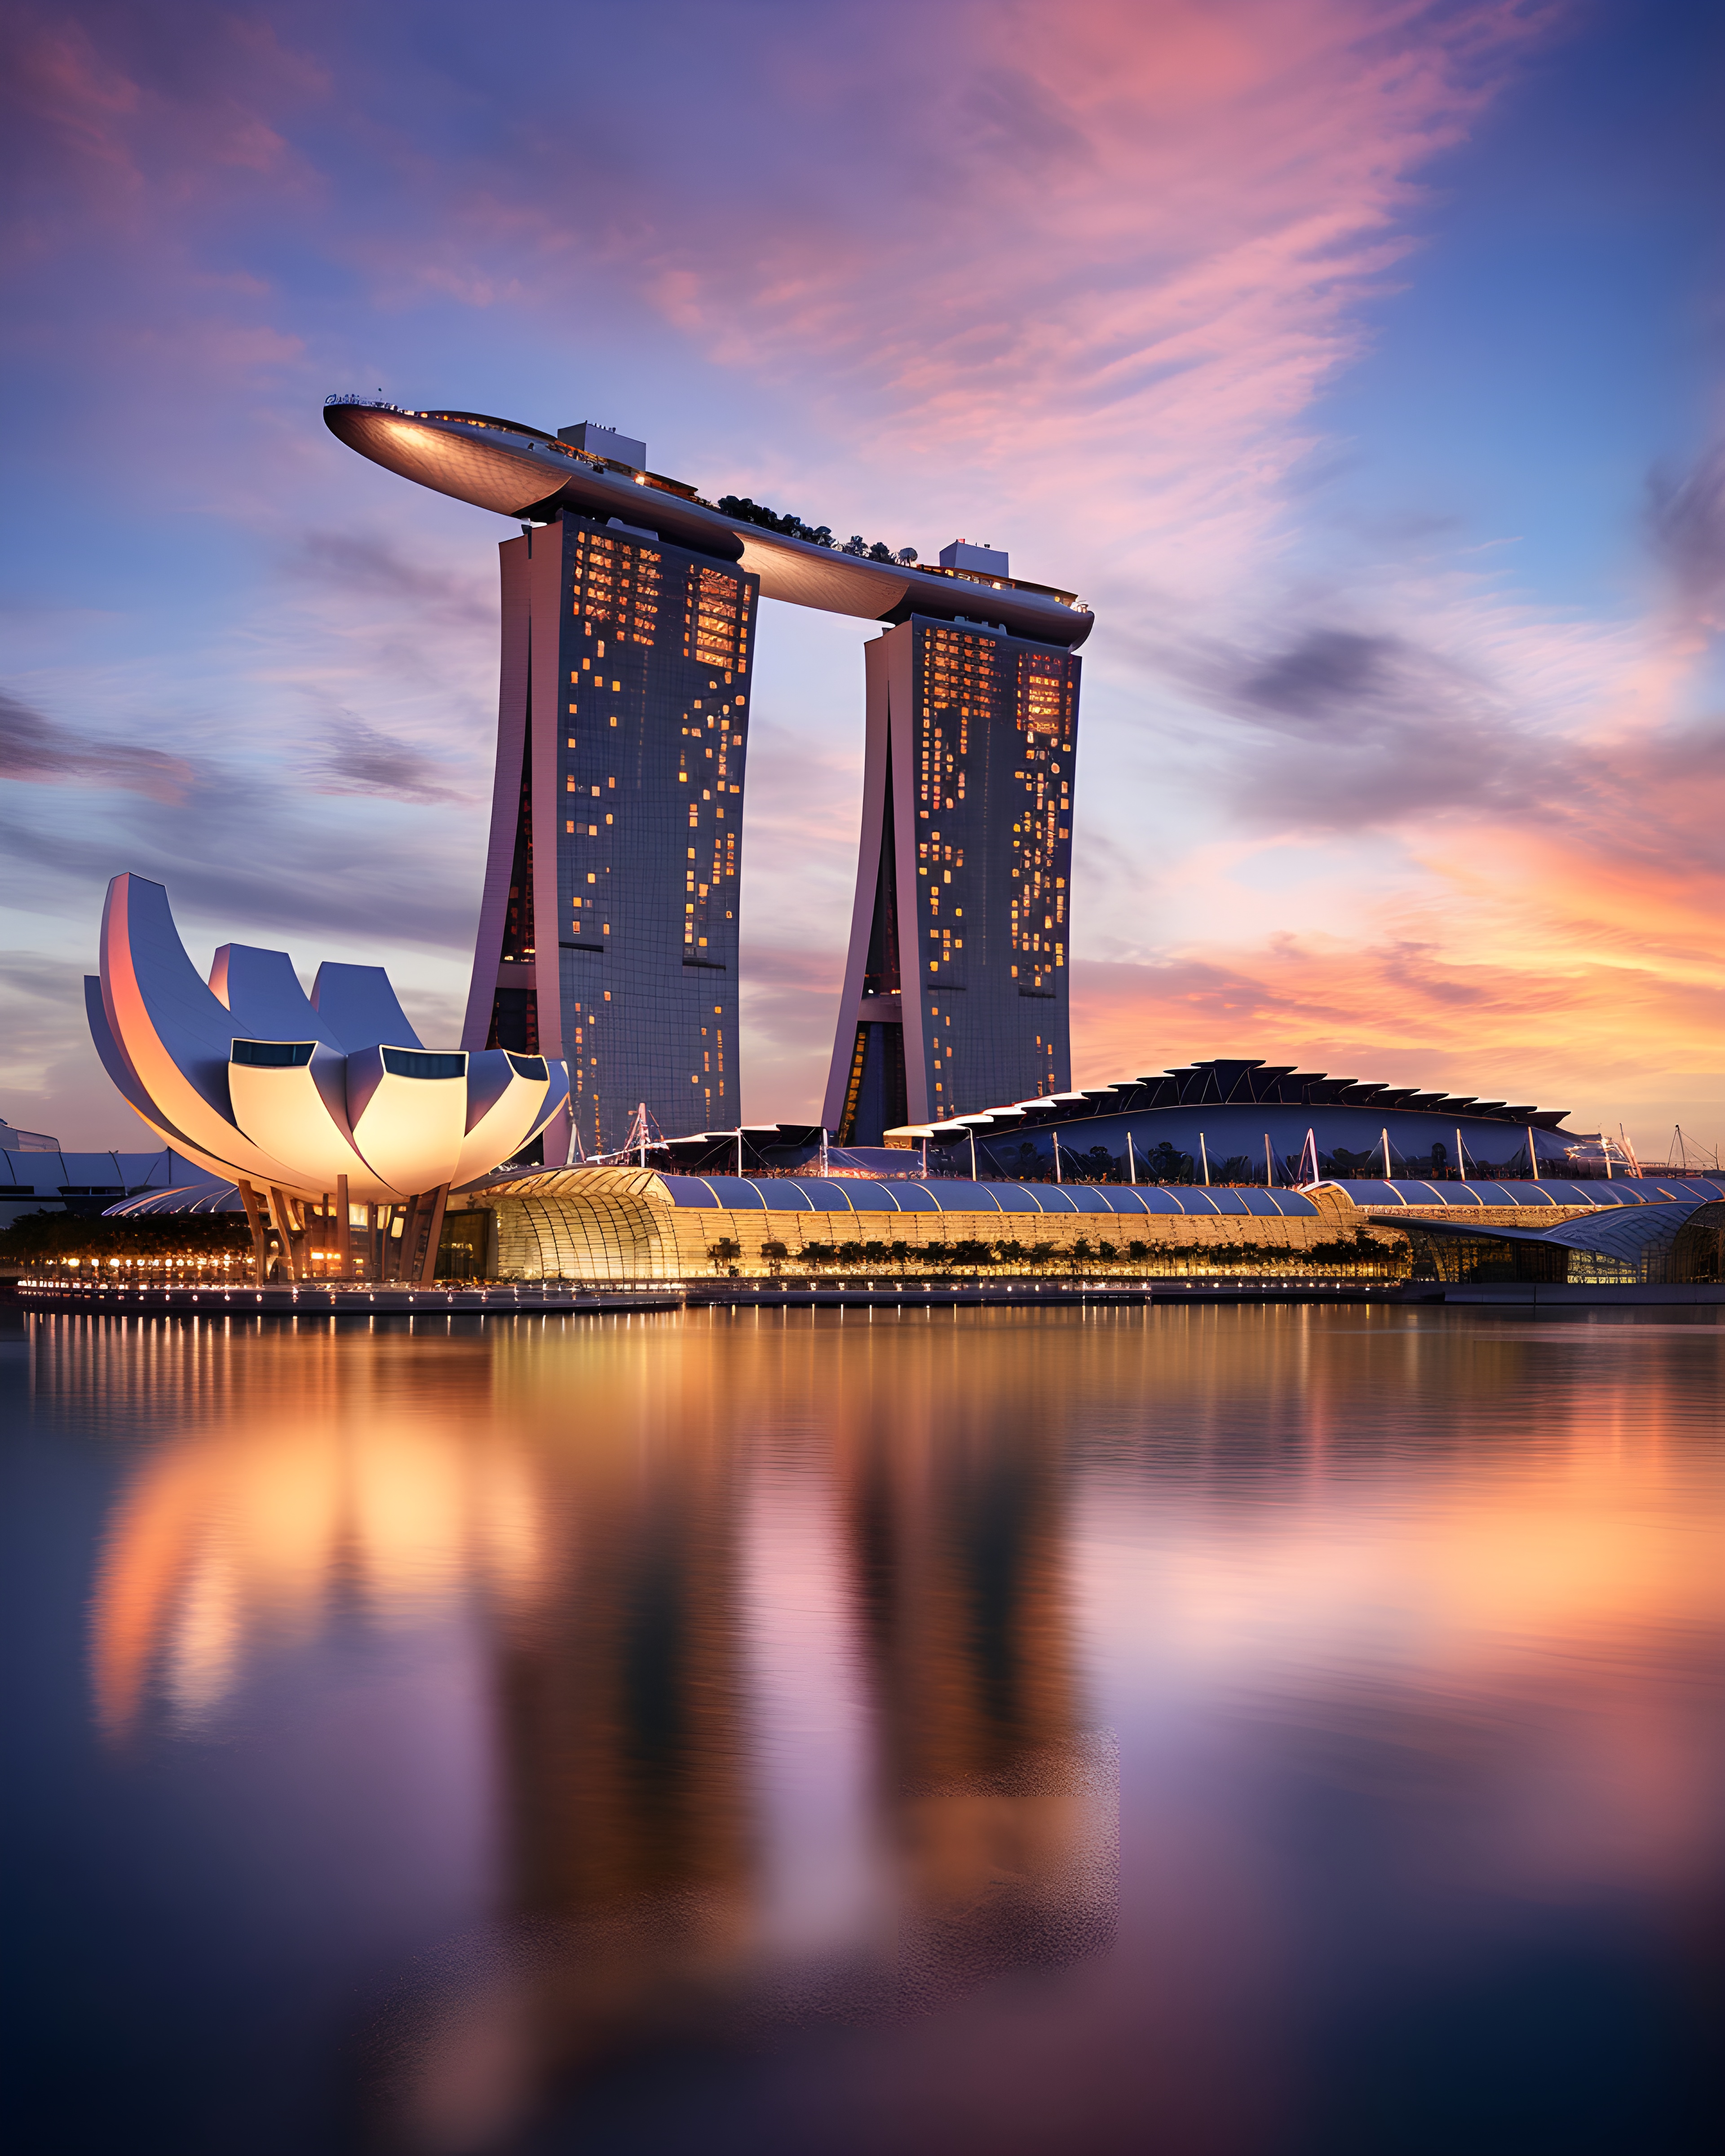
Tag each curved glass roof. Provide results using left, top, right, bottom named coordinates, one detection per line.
left=106, top=1183, right=243, bottom=1216
left=651, top=1174, right=1320, bottom=1217
left=1393, top=1197, right=1721, bottom=1260
left=1546, top=1202, right=1718, bottom=1259
left=1322, top=1177, right=1725, bottom=1209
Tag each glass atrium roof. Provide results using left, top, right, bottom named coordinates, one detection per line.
left=1387, top=1197, right=1721, bottom=1260
left=652, top=1175, right=1319, bottom=1216
left=1323, top=1177, right=1725, bottom=1208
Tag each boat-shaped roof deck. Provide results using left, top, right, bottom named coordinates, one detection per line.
left=324, top=400, right=1094, bottom=648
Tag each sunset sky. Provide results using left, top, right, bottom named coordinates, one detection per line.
left=2, top=0, right=1721, bottom=1153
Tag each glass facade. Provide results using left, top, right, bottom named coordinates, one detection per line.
left=827, top=615, right=1082, bottom=1144
left=472, top=512, right=759, bottom=1156
left=1402, top=1197, right=1725, bottom=1286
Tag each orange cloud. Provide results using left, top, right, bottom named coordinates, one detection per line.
left=4, top=0, right=1715, bottom=1152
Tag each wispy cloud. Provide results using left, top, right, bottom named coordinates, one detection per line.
left=1649, top=439, right=1725, bottom=635
left=303, top=712, right=467, bottom=804
left=0, top=688, right=197, bottom=802
left=284, top=530, right=494, bottom=631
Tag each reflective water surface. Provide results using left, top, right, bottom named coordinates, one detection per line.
left=4, top=1303, right=1721, bottom=2155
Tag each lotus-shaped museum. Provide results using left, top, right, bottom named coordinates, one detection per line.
left=87, top=875, right=569, bottom=1218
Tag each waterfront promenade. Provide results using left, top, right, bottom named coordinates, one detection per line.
left=13, top=1274, right=1719, bottom=1316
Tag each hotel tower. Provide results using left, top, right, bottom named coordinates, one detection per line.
left=323, top=403, right=1091, bottom=1157
left=820, top=576, right=1082, bottom=1146
left=469, top=490, right=758, bottom=1154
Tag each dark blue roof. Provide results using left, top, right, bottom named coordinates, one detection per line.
left=2, top=1146, right=222, bottom=1197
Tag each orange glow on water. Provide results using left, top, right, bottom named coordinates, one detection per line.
left=50, top=1305, right=1725, bottom=2147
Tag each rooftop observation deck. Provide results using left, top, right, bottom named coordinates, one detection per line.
left=323, top=399, right=1094, bottom=648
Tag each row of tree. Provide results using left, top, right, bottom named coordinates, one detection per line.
left=1, top=1210, right=252, bottom=1273
left=707, top=1228, right=1403, bottom=1276
left=4, top=1210, right=1404, bottom=1286
left=713, top=495, right=914, bottom=564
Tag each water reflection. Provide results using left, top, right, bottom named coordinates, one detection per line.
left=89, top=1323, right=546, bottom=1740
left=13, top=1305, right=1721, bottom=2155
left=836, top=1357, right=1115, bottom=2009
left=74, top=1311, right=1116, bottom=2150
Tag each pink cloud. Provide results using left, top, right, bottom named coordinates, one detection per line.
left=3, top=0, right=1718, bottom=1150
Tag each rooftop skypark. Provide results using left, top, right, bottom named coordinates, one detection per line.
left=323, top=399, right=1091, bottom=623
left=713, top=495, right=917, bottom=564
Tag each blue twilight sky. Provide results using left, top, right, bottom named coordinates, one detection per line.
left=1, top=0, right=1721, bottom=1154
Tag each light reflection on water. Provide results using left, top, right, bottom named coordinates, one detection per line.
left=4, top=1304, right=1721, bottom=2155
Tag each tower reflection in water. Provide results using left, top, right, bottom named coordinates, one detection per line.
left=80, top=1314, right=1116, bottom=2151
left=840, top=1356, right=1117, bottom=2010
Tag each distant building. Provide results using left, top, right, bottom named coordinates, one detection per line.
left=2, top=1134, right=219, bottom=1228
left=0, top=1118, right=58, bottom=1150
left=882, top=1054, right=1598, bottom=1184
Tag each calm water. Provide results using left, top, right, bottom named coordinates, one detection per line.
left=3, top=1302, right=1722, bottom=2155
